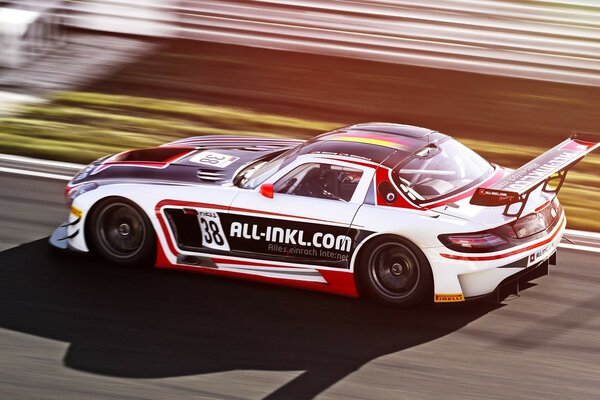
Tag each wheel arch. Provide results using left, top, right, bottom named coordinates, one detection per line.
left=351, top=232, right=434, bottom=299
left=84, top=195, right=157, bottom=265
left=83, top=195, right=151, bottom=241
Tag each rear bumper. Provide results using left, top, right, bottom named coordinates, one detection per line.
left=427, top=212, right=566, bottom=302
left=465, top=251, right=556, bottom=302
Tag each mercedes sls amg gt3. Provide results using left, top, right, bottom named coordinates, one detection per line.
left=50, top=123, right=599, bottom=306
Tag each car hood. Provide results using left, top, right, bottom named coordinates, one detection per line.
left=70, top=136, right=304, bottom=186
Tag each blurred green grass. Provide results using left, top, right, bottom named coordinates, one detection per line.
left=0, top=91, right=598, bottom=231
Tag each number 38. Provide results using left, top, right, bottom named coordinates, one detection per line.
left=199, top=154, right=226, bottom=165
left=200, top=218, right=225, bottom=245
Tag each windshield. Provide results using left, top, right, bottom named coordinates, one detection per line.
left=393, top=138, right=493, bottom=202
left=238, top=145, right=302, bottom=189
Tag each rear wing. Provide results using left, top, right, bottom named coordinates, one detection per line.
left=470, top=132, right=600, bottom=217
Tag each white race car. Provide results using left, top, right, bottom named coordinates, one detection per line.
left=50, top=123, right=599, bottom=306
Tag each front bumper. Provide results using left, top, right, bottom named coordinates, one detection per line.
left=48, top=218, right=81, bottom=251
left=48, top=203, right=89, bottom=252
left=49, top=224, right=69, bottom=250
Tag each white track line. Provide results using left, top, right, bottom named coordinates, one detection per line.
left=0, top=153, right=599, bottom=253
left=0, top=153, right=84, bottom=170
left=558, top=243, right=600, bottom=254
left=0, top=166, right=74, bottom=181
left=562, top=228, right=600, bottom=240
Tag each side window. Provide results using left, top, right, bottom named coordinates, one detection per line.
left=274, top=163, right=363, bottom=202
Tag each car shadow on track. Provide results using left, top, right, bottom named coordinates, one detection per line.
left=0, top=239, right=500, bottom=399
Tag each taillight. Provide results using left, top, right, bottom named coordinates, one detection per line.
left=551, top=196, right=561, bottom=218
left=439, top=197, right=562, bottom=253
left=512, top=213, right=546, bottom=238
left=512, top=197, right=561, bottom=239
left=438, top=233, right=508, bottom=253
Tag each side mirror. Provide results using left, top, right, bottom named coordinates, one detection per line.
left=259, top=183, right=274, bottom=198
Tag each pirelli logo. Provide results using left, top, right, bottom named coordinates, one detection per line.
left=435, top=293, right=465, bottom=303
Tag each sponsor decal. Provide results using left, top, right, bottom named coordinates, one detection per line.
left=190, top=151, right=239, bottom=168
left=561, top=140, right=593, bottom=151
left=314, top=151, right=375, bottom=163
left=161, top=204, right=370, bottom=268
left=434, top=293, right=465, bottom=302
left=498, top=151, right=579, bottom=192
left=229, top=221, right=352, bottom=261
left=199, top=213, right=361, bottom=266
left=527, top=243, right=553, bottom=266
left=70, top=206, right=82, bottom=219
left=477, top=188, right=515, bottom=199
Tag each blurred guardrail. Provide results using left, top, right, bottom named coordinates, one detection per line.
left=66, top=0, right=176, bottom=37
left=177, top=0, right=600, bottom=86
left=5, top=1, right=600, bottom=85
left=0, top=1, right=66, bottom=68
left=53, top=0, right=600, bottom=86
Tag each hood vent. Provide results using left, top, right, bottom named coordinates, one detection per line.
left=197, top=169, right=227, bottom=182
left=192, top=144, right=285, bottom=152
left=242, top=145, right=284, bottom=152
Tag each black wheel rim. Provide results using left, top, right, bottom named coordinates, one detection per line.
left=368, top=242, right=420, bottom=300
left=95, top=202, right=146, bottom=259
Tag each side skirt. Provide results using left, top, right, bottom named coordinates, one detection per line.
left=154, top=241, right=359, bottom=298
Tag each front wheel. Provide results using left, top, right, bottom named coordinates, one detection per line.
left=88, top=199, right=155, bottom=266
left=358, top=238, right=433, bottom=307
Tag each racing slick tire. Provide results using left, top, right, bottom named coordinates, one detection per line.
left=358, top=237, right=433, bottom=307
left=87, top=198, right=156, bottom=267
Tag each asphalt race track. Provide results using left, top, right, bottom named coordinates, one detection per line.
left=0, top=171, right=599, bottom=399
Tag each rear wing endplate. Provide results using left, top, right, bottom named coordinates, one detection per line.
left=470, top=132, right=600, bottom=218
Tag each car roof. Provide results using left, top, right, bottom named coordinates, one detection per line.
left=298, top=123, right=443, bottom=165
left=340, top=122, right=436, bottom=139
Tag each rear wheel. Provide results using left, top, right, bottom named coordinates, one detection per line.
left=358, top=238, right=433, bottom=307
left=89, top=199, right=155, bottom=266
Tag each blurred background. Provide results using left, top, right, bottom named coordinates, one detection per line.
left=1, top=0, right=599, bottom=229
left=1, top=4, right=600, bottom=400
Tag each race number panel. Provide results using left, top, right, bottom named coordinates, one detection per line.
left=197, top=211, right=231, bottom=251
left=190, top=151, right=239, bottom=168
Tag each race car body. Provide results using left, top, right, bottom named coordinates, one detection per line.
left=50, top=123, right=600, bottom=306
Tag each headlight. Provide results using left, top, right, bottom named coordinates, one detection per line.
left=66, top=182, right=98, bottom=206
left=72, top=164, right=96, bottom=182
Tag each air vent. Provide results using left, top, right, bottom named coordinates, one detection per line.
left=192, top=144, right=283, bottom=152
left=197, top=169, right=226, bottom=182
left=242, top=145, right=284, bottom=151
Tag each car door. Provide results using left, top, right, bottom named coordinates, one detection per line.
left=226, top=158, right=374, bottom=268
